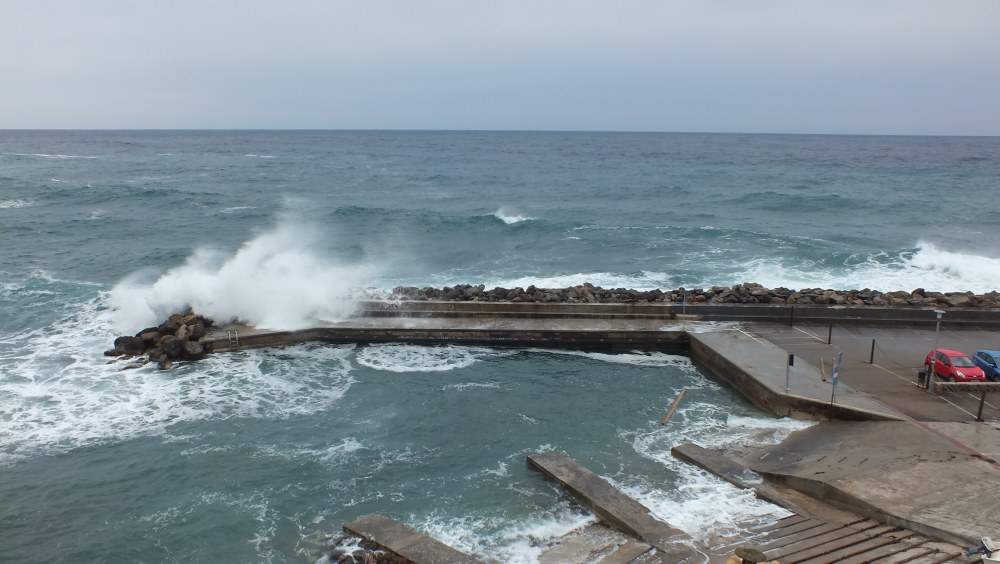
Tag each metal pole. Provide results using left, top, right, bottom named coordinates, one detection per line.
left=928, top=310, right=944, bottom=392
left=827, top=323, right=832, bottom=345
left=785, top=353, right=794, bottom=393
left=869, top=339, right=876, bottom=364
left=830, top=352, right=842, bottom=421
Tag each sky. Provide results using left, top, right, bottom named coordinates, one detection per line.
left=1, top=1, right=998, bottom=135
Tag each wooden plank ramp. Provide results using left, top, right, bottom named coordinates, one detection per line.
left=343, top=513, right=482, bottom=564
left=673, top=444, right=968, bottom=564
left=528, top=451, right=697, bottom=563
left=714, top=515, right=967, bottom=564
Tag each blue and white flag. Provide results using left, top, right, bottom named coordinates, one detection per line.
left=832, top=352, right=843, bottom=387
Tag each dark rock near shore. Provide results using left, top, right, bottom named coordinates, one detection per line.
left=113, top=336, right=145, bottom=355
left=387, top=282, right=1000, bottom=309
left=107, top=309, right=215, bottom=370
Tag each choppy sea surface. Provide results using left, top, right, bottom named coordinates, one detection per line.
left=2, top=130, right=998, bottom=562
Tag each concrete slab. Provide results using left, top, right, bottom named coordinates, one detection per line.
left=536, top=523, right=650, bottom=564
left=748, top=322, right=1000, bottom=422
left=343, top=513, right=482, bottom=564
left=719, top=421, right=1000, bottom=546
left=527, top=451, right=695, bottom=562
left=688, top=328, right=901, bottom=421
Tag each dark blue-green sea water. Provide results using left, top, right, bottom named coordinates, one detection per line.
left=1, top=131, right=998, bottom=562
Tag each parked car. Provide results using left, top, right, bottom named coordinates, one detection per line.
left=924, top=348, right=987, bottom=382
left=972, top=350, right=1000, bottom=382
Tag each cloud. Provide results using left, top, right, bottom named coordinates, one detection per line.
left=2, top=1, right=998, bottom=134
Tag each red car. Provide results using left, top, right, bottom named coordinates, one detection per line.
left=924, top=348, right=987, bottom=382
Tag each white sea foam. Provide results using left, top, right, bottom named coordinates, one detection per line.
left=442, top=381, right=503, bottom=391
left=487, top=271, right=674, bottom=291
left=492, top=207, right=534, bottom=224
left=732, top=241, right=1000, bottom=294
left=0, top=291, right=357, bottom=465
left=620, top=405, right=814, bottom=540
left=12, top=152, right=99, bottom=159
left=218, top=206, right=256, bottom=214
left=658, top=321, right=742, bottom=333
left=355, top=343, right=509, bottom=372
left=0, top=199, right=34, bottom=209
left=107, top=217, right=382, bottom=331
left=416, top=502, right=596, bottom=564
left=529, top=348, right=694, bottom=369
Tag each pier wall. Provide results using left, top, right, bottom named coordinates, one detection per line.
left=206, top=326, right=689, bottom=354
left=356, top=300, right=1000, bottom=327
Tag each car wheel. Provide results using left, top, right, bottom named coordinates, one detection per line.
left=948, top=376, right=956, bottom=382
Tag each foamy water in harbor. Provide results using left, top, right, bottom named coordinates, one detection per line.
left=2, top=130, right=997, bottom=561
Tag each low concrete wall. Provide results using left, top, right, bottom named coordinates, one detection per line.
left=356, top=301, right=1000, bottom=327
left=205, top=326, right=689, bottom=354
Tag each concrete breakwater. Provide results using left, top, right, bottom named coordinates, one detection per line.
left=387, top=281, right=1000, bottom=308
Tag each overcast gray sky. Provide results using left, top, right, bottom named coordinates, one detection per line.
left=2, top=1, right=998, bottom=134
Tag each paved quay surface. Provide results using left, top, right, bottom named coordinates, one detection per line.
left=693, top=322, right=1000, bottom=547
left=747, top=321, right=1000, bottom=422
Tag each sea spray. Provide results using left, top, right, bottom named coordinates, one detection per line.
left=109, top=219, right=382, bottom=331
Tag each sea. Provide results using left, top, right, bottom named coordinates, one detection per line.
left=1, top=130, right=998, bottom=563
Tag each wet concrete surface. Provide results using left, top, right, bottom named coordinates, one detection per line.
left=748, top=322, right=1000, bottom=422
left=699, top=322, right=1000, bottom=546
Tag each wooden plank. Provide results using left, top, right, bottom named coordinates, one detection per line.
left=868, top=546, right=939, bottom=564
left=835, top=532, right=928, bottom=564
left=920, top=551, right=965, bottom=564
left=767, top=522, right=884, bottom=560
left=661, top=388, right=687, bottom=424
left=794, top=534, right=903, bottom=564
left=780, top=526, right=896, bottom=563
left=528, top=451, right=696, bottom=562
left=756, top=522, right=857, bottom=552
left=758, top=518, right=833, bottom=541
left=747, top=514, right=811, bottom=533
left=343, top=514, right=482, bottom=564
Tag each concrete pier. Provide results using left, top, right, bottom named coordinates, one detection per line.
left=343, top=514, right=482, bottom=563
left=527, top=451, right=694, bottom=562
left=205, top=300, right=1000, bottom=559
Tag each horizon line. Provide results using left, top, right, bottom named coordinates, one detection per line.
left=1, top=127, right=998, bottom=138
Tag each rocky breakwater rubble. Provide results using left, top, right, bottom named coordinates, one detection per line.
left=105, top=310, right=215, bottom=370
left=388, top=281, right=1000, bottom=308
